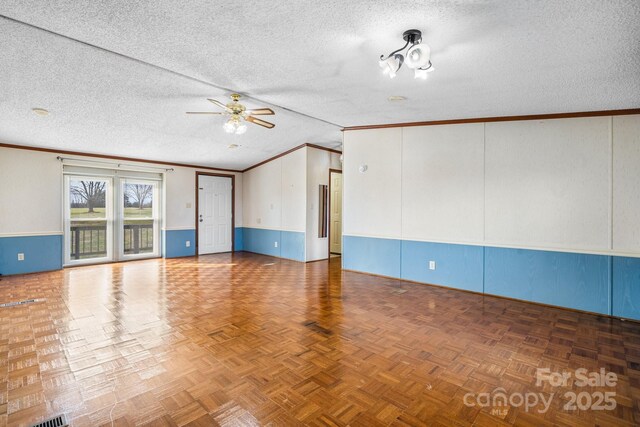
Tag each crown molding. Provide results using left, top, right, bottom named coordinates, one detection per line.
left=0, top=142, right=242, bottom=173
left=341, top=108, right=640, bottom=131
left=242, top=143, right=342, bottom=172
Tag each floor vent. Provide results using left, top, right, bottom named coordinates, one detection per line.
left=390, top=289, right=408, bottom=295
left=303, top=321, right=332, bottom=335
left=30, top=414, right=68, bottom=427
left=0, top=298, right=45, bottom=308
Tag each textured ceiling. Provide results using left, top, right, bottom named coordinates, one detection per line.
left=1, top=1, right=639, bottom=169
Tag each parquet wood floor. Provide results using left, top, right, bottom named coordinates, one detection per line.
left=0, top=253, right=638, bottom=426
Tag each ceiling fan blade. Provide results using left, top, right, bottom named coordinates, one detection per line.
left=207, top=98, right=230, bottom=110
left=186, top=111, right=222, bottom=114
left=246, top=108, right=275, bottom=116
left=246, top=116, right=275, bottom=129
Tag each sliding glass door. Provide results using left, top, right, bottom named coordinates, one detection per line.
left=119, top=179, right=160, bottom=259
left=64, top=169, right=161, bottom=266
left=65, top=176, right=113, bottom=265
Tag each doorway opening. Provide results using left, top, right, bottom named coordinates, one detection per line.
left=328, top=169, right=342, bottom=257
left=196, top=172, right=234, bottom=255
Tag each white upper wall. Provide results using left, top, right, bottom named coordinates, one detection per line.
left=485, top=117, right=611, bottom=251
left=242, top=147, right=306, bottom=232
left=243, top=159, right=282, bottom=229
left=0, top=148, right=62, bottom=235
left=343, top=114, right=640, bottom=256
left=343, top=128, right=402, bottom=239
left=0, top=146, right=243, bottom=236
left=402, top=123, right=485, bottom=244
left=281, top=148, right=307, bottom=232
left=613, top=115, right=640, bottom=253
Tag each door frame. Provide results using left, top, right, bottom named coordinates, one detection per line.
left=195, top=171, right=235, bottom=254
left=327, top=168, right=342, bottom=257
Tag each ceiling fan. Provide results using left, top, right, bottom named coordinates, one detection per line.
left=187, top=93, right=275, bottom=134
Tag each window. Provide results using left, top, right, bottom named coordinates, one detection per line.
left=63, top=166, right=162, bottom=265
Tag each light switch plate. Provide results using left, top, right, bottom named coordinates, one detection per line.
left=429, top=261, right=436, bottom=270
left=17, top=253, right=25, bottom=261
left=186, top=241, right=191, bottom=247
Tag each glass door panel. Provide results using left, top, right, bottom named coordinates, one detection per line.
left=65, top=176, right=112, bottom=265
left=120, top=179, right=159, bottom=259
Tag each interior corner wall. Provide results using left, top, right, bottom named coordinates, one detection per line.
left=0, top=145, right=244, bottom=274
left=342, top=114, right=640, bottom=321
left=241, top=147, right=307, bottom=261
left=306, top=147, right=342, bottom=262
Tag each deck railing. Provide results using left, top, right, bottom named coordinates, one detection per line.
left=70, top=224, right=153, bottom=259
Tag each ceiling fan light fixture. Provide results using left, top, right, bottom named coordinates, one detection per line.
left=223, top=119, right=238, bottom=134
left=235, top=123, right=247, bottom=135
left=188, top=93, right=276, bottom=134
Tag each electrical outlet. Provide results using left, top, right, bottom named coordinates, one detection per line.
left=429, top=260, right=436, bottom=270
left=186, top=202, right=192, bottom=208
left=274, top=241, right=278, bottom=248
left=257, top=218, right=262, bottom=224
left=185, top=241, right=191, bottom=247
left=17, top=253, right=25, bottom=261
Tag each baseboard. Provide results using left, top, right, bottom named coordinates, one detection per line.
left=341, top=268, right=640, bottom=324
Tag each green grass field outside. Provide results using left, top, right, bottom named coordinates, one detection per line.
left=70, top=207, right=153, bottom=218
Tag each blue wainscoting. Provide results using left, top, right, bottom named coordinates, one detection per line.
left=0, top=234, right=63, bottom=275
left=484, top=247, right=611, bottom=315
left=343, top=235, right=402, bottom=278
left=280, top=231, right=305, bottom=261
left=401, top=240, right=484, bottom=293
left=612, top=257, right=640, bottom=320
left=343, top=234, right=640, bottom=320
left=164, top=229, right=196, bottom=258
left=234, top=227, right=244, bottom=251
left=241, top=227, right=305, bottom=261
left=242, top=228, right=281, bottom=258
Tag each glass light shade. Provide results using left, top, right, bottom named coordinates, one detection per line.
left=414, top=68, right=429, bottom=80
left=379, top=56, right=400, bottom=78
left=223, top=120, right=237, bottom=133
left=235, top=123, right=247, bottom=134
left=405, top=43, right=431, bottom=69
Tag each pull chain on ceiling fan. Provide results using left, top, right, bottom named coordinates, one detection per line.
left=187, top=93, right=275, bottom=134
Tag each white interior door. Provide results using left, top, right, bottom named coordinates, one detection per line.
left=330, top=172, right=342, bottom=254
left=198, top=175, right=232, bottom=255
